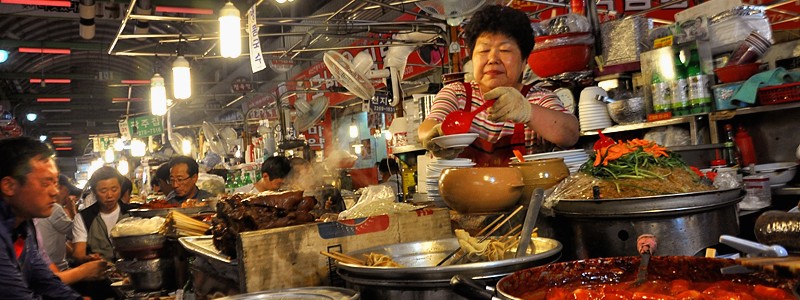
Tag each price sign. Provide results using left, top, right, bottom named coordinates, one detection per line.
left=369, top=91, right=396, bottom=113
left=127, top=115, right=163, bottom=138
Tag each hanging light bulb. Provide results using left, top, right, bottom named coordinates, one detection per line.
left=150, top=73, right=167, bottom=116
left=104, top=148, right=115, bottom=163
left=172, top=55, right=191, bottom=100
left=117, top=157, right=129, bottom=175
left=181, top=138, right=192, bottom=156
left=113, top=138, right=125, bottom=151
left=130, top=139, right=146, bottom=157
left=218, top=2, right=241, bottom=58
left=39, top=135, right=47, bottom=142
left=353, top=144, right=362, bottom=155
left=384, top=129, right=392, bottom=140
left=275, top=0, right=287, bottom=3
left=349, top=119, right=358, bottom=139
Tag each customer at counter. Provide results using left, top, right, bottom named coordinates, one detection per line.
left=418, top=5, right=579, bottom=167
left=377, top=158, right=402, bottom=199
left=167, top=156, right=213, bottom=204
left=0, top=137, right=82, bottom=299
left=154, top=163, right=173, bottom=196
left=252, top=156, right=292, bottom=193
left=72, top=166, right=134, bottom=263
left=35, top=174, right=80, bottom=271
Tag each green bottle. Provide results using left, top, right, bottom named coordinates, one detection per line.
left=672, top=51, right=690, bottom=116
left=687, top=49, right=712, bottom=114
left=651, top=69, right=672, bottom=113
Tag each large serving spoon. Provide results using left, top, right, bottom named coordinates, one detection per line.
left=632, top=234, right=657, bottom=286
left=441, top=100, right=496, bottom=135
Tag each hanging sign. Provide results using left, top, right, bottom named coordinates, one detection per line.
left=369, top=91, right=396, bottom=113
left=118, top=119, right=131, bottom=139
left=269, top=57, right=295, bottom=73
left=127, top=115, right=163, bottom=138
left=247, top=4, right=267, bottom=73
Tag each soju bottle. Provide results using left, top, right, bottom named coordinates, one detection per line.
left=687, top=49, right=712, bottom=114
left=672, top=51, right=690, bottom=116
left=651, top=70, right=672, bottom=113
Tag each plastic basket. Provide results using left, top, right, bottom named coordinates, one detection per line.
left=757, top=82, right=800, bottom=105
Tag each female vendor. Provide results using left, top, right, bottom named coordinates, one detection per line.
left=418, top=5, right=579, bottom=167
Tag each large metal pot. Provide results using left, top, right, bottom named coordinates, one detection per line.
left=552, top=188, right=743, bottom=259
left=453, top=256, right=798, bottom=300
left=111, top=233, right=167, bottom=260
left=336, top=236, right=562, bottom=300
left=216, top=287, right=359, bottom=300
left=116, top=258, right=173, bottom=291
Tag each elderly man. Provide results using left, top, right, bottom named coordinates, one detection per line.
left=0, top=137, right=82, bottom=299
left=167, top=156, right=213, bottom=205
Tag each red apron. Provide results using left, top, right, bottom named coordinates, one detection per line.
left=458, top=83, right=529, bottom=167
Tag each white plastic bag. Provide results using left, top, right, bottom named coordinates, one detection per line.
left=338, top=185, right=419, bottom=220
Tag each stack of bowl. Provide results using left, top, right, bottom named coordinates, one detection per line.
left=578, top=87, right=612, bottom=131
left=425, top=158, right=475, bottom=207
left=510, top=149, right=589, bottom=174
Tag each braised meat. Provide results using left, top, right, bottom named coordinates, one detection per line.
left=211, top=191, right=317, bottom=258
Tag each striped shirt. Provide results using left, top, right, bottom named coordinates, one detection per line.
left=426, top=81, right=569, bottom=154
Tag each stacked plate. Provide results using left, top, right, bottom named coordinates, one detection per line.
left=511, top=149, right=590, bottom=174
left=426, top=158, right=475, bottom=206
left=578, top=86, right=612, bottom=131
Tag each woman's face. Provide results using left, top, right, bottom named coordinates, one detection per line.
left=472, top=32, right=525, bottom=92
left=94, top=178, right=120, bottom=212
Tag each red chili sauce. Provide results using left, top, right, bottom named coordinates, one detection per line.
left=520, top=279, right=794, bottom=300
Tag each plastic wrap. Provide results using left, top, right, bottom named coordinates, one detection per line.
left=708, top=10, right=771, bottom=54
left=538, top=14, right=591, bottom=35
left=543, top=173, right=604, bottom=212
left=197, top=173, right=226, bottom=196
left=643, top=126, right=691, bottom=147
left=111, top=216, right=166, bottom=237
left=601, top=17, right=653, bottom=66
left=337, top=185, right=420, bottom=220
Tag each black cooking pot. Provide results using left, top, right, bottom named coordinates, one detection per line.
left=452, top=256, right=798, bottom=300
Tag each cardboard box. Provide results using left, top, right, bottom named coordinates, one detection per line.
left=236, top=208, right=452, bottom=292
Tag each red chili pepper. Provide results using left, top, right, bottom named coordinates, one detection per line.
left=593, top=130, right=616, bottom=150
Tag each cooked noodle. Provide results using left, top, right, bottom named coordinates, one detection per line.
left=455, top=229, right=520, bottom=263
left=365, top=253, right=403, bottom=267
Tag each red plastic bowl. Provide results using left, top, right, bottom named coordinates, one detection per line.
left=528, top=44, right=591, bottom=78
left=714, top=63, right=761, bottom=83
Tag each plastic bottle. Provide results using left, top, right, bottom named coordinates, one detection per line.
left=722, top=124, right=741, bottom=168
left=735, top=125, right=757, bottom=166
left=687, top=49, right=712, bottom=114
left=651, top=69, right=672, bottom=113
left=671, top=51, right=690, bottom=116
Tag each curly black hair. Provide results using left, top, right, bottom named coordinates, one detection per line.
left=463, top=5, right=535, bottom=59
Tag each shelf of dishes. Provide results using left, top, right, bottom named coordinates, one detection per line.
left=581, top=115, right=701, bottom=145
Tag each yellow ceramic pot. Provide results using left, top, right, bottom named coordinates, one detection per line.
left=510, top=158, right=569, bottom=203
left=439, top=167, right=524, bottom=214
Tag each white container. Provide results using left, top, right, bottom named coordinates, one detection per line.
left=754, top=162, right=798, bottom=187
left=741, top=175, right=771, bottom=210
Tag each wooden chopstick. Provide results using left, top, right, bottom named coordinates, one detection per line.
left=476, top=213, right=506, bottom=237
left=319, top=251, right=365, bottom=265
left=439, top=205, right=526, bottom=266
left=500, top=224, right=523, bottom=242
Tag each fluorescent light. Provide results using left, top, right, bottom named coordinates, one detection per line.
left=54, top=147, right=73, bottom=151
left=150, top=73, right=167, bottom=116
left=218, top=2, right=241, bottom=59
left=0, top=0, right=71, bottom=7
left=52, top=140, right=71, bottom=145
left=156, top=6, right=213, bottom=15
left=172, top=56, right=191, bottom=100
left=37, top=98, right=71, bottom=103
left=18, top=47, right=71, bottom=54
left=41, top=109, right=71, bottom=113
left=112, top=97, right=143, bottom=102
left=30, top=78, right=71, bottom=84
left=46, top=122, right=71, bottom=126
left=121, top=79, right=150, bottom=85
left=51, top=136, right=71, bottom=140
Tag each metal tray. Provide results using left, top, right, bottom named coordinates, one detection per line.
left=216, top=287, right=359, bottom=300
left=553, top=187, right=744, bottom=217
left=178, top=235, right=236, bottom=265
left=129, top=206, right=214, bottom=218
left=336, top=236, right=562, bottom=281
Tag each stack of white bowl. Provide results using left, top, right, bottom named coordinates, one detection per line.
left=511, top=149, right=590, bottom=174
left=578, top=86, right=612, bottom=131
left=426, top=158, right=475, bottom=206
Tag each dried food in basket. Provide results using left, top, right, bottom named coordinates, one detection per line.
left=211, top=191, right=317, bottom=258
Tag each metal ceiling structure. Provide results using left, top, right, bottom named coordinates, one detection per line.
left=0, top=0, right=455, bottom=156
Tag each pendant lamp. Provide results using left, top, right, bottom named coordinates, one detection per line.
left=172, top=55, right=191, bottom=99
left=218, top=2, right=241, bottom=58
left=150, top=73, right=167, bottom=116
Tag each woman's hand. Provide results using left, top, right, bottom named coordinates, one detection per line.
left=485, top=87, right=531, bottom=124
left=420, top=123, right=463, bottom=159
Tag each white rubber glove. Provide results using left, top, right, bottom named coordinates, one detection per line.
left=485, top=87, right=532, bottom=124
left=421, top=123, right=464, bottom=160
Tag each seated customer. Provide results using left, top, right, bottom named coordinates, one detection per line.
left=167, top=156, right=213, bottom=205
left=251, top=156, right=291, bottom=193
left=154, top=163, right=173, bottom=196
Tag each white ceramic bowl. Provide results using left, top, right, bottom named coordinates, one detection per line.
left=432, top=133, right=478, bottom=149
left=754, top=162, right=798, bottom=186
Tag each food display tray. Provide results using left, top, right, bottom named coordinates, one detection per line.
left=178, top=235, right=235, bottom=265
left=129, top=206, right=214, bottom=218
